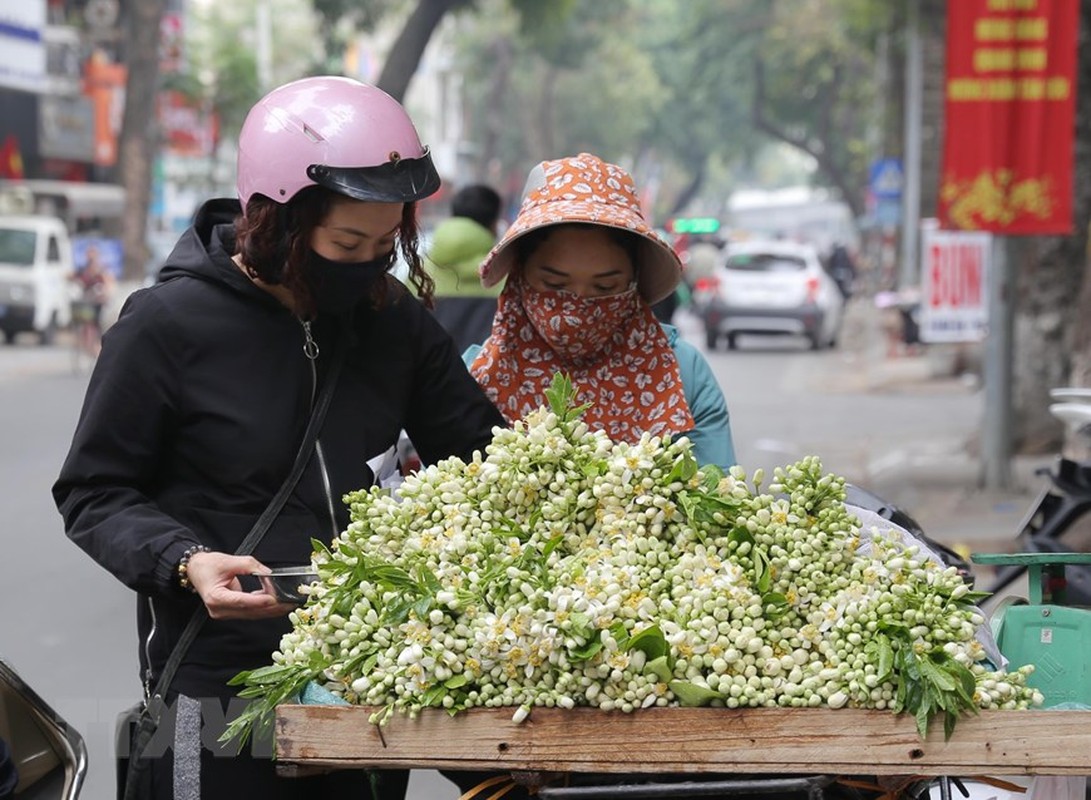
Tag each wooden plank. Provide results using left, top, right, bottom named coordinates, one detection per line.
left=275, top=705, right=1091, bottom=776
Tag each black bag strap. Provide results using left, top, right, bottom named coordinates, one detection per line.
left=144, top=338, right=346, bottom=716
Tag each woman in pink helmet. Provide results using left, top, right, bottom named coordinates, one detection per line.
left=54, top=76, right=504, bottom=800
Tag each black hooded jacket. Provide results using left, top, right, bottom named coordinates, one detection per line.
left=53, top=199, right=505, bottom=698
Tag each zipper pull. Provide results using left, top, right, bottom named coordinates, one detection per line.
left=301, top=319, right=320, bottom=360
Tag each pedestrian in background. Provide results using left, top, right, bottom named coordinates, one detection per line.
left=425, top=183, right=504, bottom=353
left=826, top=241, right=858, bottom=299
left=69, top=243, right=116, bottom=356
left=53, top=76, right=503, bottom=800
left=465, top=152, right=736, bottom=472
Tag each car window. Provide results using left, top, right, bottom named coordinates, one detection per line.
left=47, top=235, right=61, bottom=263
left=725, top=252, right=807, bottom=273
left=0, top=228, right=37, bottom=266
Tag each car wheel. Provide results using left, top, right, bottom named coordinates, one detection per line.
left=38, top=313, right=58, bottom=346
left=726, top=332, right=738, bottom=351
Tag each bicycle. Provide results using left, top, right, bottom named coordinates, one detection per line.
left=70, top=300, right=102, bottom=374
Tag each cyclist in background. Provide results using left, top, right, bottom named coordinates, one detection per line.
left=70, top=244, right=115, bottom=358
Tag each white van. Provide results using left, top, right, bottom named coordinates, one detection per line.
left=0, top=215, right=75, bottom=344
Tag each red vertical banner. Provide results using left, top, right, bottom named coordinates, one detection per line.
left=939, top=0, right=1079, bottom=234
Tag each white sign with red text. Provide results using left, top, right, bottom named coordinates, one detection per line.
left=920, top=228, right=991, bottom=343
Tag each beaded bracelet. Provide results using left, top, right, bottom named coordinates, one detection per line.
left=177, top=544, right=211, bottom=592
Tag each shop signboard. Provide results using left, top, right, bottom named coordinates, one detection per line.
left=919, top=227, right=992, bottom=343
left=0, top=0, right=46, bottom=93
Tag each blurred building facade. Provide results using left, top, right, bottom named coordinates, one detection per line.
left=0, top=0, right=194, bottom=235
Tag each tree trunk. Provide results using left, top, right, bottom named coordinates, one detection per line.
left=117, top=0, right=167, bottom=282
left=918, top=2, right=946, bottom=221
left=377, top=0, right=472, bottom=102
left=477, top=36, right=512, bottom=183
left=516, top=64, right=557, bottom=162
left=1011, top=0, right=1091, bottom=454
left=1059, top=0, right=1091, bottom=457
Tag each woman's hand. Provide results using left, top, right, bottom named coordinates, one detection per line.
left=185, top=552, right=296, bottom=619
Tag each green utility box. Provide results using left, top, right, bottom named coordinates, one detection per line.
left=973, top=552, right=1091, bottom=708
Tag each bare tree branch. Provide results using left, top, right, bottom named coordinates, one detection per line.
left=751, top=54, right=862, bottom=217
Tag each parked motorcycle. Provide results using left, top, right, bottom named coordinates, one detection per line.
left=0, top=658, right=86, bottom=800
left=981, top=387, right=1091, bottom=610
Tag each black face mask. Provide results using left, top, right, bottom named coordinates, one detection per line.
left=306, top=250, right=392, bottom=316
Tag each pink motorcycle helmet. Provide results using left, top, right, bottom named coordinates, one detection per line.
left=236, top=75, right=441, bottom=209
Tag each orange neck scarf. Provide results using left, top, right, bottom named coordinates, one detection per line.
left=470, top=276, right=694, bottom=443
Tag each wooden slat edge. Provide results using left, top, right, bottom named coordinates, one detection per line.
left=275, top=705, right=1091, bottom=776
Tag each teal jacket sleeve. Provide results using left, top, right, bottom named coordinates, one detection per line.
left=462, top=343, right=482, bottom=367
left=671, top=336, right=736, bottom=471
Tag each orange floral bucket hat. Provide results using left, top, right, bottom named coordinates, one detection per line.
left=478, top=153, right=682, bottom=304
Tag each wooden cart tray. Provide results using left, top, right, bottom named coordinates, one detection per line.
left=276, top=705, right=1091, bottom=776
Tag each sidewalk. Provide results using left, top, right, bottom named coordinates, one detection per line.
left=831, top=296, right=1055, bottom=558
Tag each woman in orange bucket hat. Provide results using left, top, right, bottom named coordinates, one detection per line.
left=465, top=152, right=735, bottom=469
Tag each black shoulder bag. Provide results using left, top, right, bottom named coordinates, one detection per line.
left=116, top=341, right=345, bottom=800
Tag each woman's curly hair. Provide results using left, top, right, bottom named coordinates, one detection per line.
left=234, top=186, right=436, bottom=316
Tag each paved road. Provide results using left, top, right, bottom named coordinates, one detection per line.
left=0, top=307, right=1043, bottom=799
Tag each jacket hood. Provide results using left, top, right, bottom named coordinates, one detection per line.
left=428, top=218, right=495, bottom=275
left=156, top=198, right=276, bottom=306
left=428, top=217, right=495, bottom=270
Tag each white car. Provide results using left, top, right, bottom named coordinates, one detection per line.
left=697, top=240, right=844, bottom=351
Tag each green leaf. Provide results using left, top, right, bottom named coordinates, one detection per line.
left=384, top=596, right=414, bottom=625
left=700, top=464, right=725, bottom=490
left=962, top=590, right=993, bottom=605
left=876, top=635, right=893, bottom=682
left=417, top=564, right=442, bottom=595
left=645, top=655, right=674, bottom=683
left=571, top=638, right=604, bottom=661
left=943, top=709, right=958, bottom=741
left=915, top=701, right=931, bottom=738
left=581, top=460, right=607, bottom=479
left=544, top=373, right=592, bottom=421
left=762, top=592, right=788, bottom=614
left=422, top=685, right=447, bottom=707
left=919, top=658, right=957, bottom=693
left=728, top=526, right=754, bottom=546
left=444, top=674, right=469, bottom=689
left=545, top=372, right=574, bottom=417
left=568, top=612, right=593, bottom=639
left=541, top=534, right=563, bottom=562
left=610, top=621, right=630, bottom=648
left=412, top=595, right=433, bottom=618
left=339, top=651, right=378, bottom=680
left=668, top=452, right=699, bottom=484
left=219, top=663, right=314, bottom=754
left=226, top=669, right=254, bottom=687
left=627, top=624, right=667, bottom=661
left=239, top=664, right=297, bottom=685
left=754, top=548, right=771, bottom=593
left=955, top=665, right=978, bottom=707
left=668, top=680, right=723, bottom=707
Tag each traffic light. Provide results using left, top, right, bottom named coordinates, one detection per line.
left=668, top=217, right=721, bottom=234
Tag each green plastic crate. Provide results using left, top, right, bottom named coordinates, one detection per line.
left=973, top=552, right=1091, bottom=707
